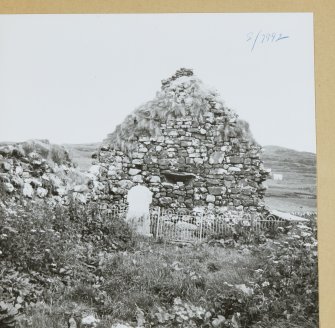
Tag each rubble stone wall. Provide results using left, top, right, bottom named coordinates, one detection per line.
left=92, top=113, right=269, bottom=213
left=0, top=140, right=89, bottom=204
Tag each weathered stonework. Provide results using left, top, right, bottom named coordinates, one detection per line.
left=91, top=69, right=270, bottom=212
left=0, top=140, right=89, bottom=204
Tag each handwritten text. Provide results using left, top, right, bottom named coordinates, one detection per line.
left=246, top=31, right=289, bottom=51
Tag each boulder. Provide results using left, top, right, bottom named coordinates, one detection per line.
left=2, top=162, right=11, bottom=172
left=15, top=166, right=23, bottom=176
left=81, top=314, right=100, bottom=328
left=11, top=176, right=24, bottom=188
left=36, top=187, right=48, bottom=198
left=23, top=183, right=34, bottom=198
left=4, top=182, right=14, bottom=193
left=55, top=187, right=67, bottom=197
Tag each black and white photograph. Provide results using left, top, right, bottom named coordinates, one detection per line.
left=0, top=13, right=317, bottom=328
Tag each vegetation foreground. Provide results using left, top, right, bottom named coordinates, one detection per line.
left=0, top=195, right=318, bottom=328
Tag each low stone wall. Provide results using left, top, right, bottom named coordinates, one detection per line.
left=0, top=140, right=89, bottom=204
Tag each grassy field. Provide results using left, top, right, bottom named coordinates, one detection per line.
left=261, top=146, right=316, bottom=213
left=63, top=142, right=100, bottom=171
left=16, top=243, right=258, bottom=328
left=0, top=184, right=318, bottom=328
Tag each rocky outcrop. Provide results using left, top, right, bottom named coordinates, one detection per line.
left=0, top=140, right=90, bottom=204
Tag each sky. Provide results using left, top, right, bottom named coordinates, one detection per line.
left=0, top=13, right=315, bottom=152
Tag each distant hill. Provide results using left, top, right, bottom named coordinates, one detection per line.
left=63, top=143, right=100, bottom=171
left=261, top=145, right=316, bottom=175
left=261, top=145, right=317, bottom=212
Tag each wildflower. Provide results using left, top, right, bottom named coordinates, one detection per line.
left=235, top=284, right=253, bottom=296
left=242, top=220, right=251, bottom=227
left=262, top=281, right=270, bottom=287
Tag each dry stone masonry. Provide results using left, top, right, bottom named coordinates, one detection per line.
left=0, top=140, right=89, bottom=204
left=91, top=69, right=270, bottom=213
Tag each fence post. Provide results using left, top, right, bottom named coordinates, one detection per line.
left=199, top=212, right=204, bottom=242
left=155, top=207, right=161, bottom=239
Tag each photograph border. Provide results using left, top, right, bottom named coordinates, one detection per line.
left=0, top=1, right=333, bottom=326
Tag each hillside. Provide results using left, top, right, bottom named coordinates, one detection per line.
left=63, top=142, right=100, bottom=171
left=261, top=145, right=317, bottom=212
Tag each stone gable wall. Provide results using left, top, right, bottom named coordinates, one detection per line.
left=92, top=113, right=269, bottom=213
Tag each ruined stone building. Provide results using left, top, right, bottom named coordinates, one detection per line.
left=91, top=69, right=269, bottom=213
